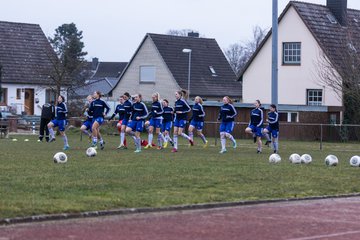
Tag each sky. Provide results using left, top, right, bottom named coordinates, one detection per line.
left=1, top=0, right=360, bottom=62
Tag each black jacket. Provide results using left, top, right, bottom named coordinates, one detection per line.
left=41, top=103, right=55, bottom=120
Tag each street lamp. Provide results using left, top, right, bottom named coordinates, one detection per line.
left=182, top=48, right=192, bottom=100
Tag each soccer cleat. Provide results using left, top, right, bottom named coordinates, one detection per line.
left=117, top=144, right=127, bottom=149
left=265, top=140, right=272, bottom=146
left=257, top=150, right=262, bottom=154
left=219, top=149, right=227, bottom=154
left=134, top=149, right=141, bottom=153
left=189, top=139, right=194, bottom=146
left=171, top=148, right=178, bottom=153
left=163, top=141, right=168, bottom=149
left=63, top=145, right=70, bottom=151
left=144, top=144, right=152, bottom=149
left=233, top=141, right=237, bottom=149
left=49, top=137, right=56, bottom=143
left=156, top=146, right=163, bottom=150
left=203, top=140, right=208, bottom=148
left=274, top=150, right=278, bottom=154
left=100, top=141, right=105, bottom=150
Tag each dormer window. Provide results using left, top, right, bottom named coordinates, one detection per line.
left=326, top=13, right=337, bottom=24
left=209, top=66, right=217, bottom=77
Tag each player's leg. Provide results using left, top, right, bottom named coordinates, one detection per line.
left=263, top=127, right=272, bottom=146
left=47, top=120, right=56, bottom=142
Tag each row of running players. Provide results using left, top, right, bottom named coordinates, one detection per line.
left=48, top=90, right=279, bottom=154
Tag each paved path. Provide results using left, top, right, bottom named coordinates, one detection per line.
left=1, top=197, right=360, bottom=240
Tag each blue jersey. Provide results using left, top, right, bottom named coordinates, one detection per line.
left=55, top=102, right=68, bottom=120
left=123, top=99, right=132, bottom=120
left=250, top=108, right=264, bottom=127
left=163, top=106, right=174, bottom=122
left=110, top=104, right=126, bottom=120
left=131, top=102, right=148, bottom=121
left=174, top=98, right=191, bottom=121
left=268, top=111, right=279, bottom=130
left=150, top=101, right=163, bottom=119
left=191, top=103, right=205, bottom=122
left=89, top=98, right=110, bottom=119
left=218, top=104, right=237, bottom=122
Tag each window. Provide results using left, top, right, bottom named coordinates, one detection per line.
left=283, top=42, right=301, bottom=65
left=140, top=66, right=156, bottom=82
left=307, top=89, right=323, bottom=106
left=209, top=66, right=217, bottom=77
left=16, top=89, right=22, bottom=100
left=326, top=14, right=337, bottom=24
left=0, top=88, right=8, bottom=105
left=330, top=114, right=337, bottom=124
left=279, top=112, right=299, bottom=123
left=45, top=89, right=56, bottom=103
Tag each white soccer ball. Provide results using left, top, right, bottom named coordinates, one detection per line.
left=300, top=154, right=312, bottom=164
left=53, top=152, right=68, bottom=164
left=289, top=153, right=301, bottom=164
left=86, top=147, right=97, bottom=157
left=349, top=156, right=360, bottom=167
left=24, top=139, right=29, bottom=142
left=325, top=155, right=338, bottom=166
left=269, top=153, right=281, bottom=164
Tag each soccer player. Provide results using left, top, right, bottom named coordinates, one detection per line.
left=80, top=95, right=94, bottom=142
left=263, top=104, right=279, bottom=153
left=47, top=95, right=69, bottom=150
left=172, top=90, right=192, bottom=153
left=145, top=92, right=165, bottom=149
left=89, top=91, right=110, bottom=150
left=161, top=99, right=174, bottom=148
left=188, top=96, right=208, bottom=147
left=108, top=95, right=127, bottom=148
left=218, top=96, right=237, bottom=154
left=38, top=101, right=55, bottom=142
left=118, top=92, right=132, bottom=149
left=125, top=94, right=148, bottom=153
left=245, top=100, right=264, bottom=154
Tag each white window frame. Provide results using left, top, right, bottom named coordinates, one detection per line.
left=307, top=89, right=323, bottom=106
left=279, top=112, right=299, bottom=123
left=283, top=42, right=301, bottom=65
left=139, top=66, right=156, bottom=83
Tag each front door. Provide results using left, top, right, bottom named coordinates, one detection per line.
left=24, top=89, right=34, bottom=115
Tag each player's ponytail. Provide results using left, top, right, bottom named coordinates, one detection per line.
left=152, top=92, right=160, bottom=101
left=256, top=99, right=261, bottom=106
left=196, top=96, right=203, bottom=104
left=180, top=89, right=188, bottom=99
left=270, top=104, right=277, bottom=112
left=59, top=95, right=66, bottom=102
left=224, top=96, right=233, bottom=104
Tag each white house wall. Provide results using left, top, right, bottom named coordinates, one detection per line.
left=243, top=6, right=342, bottom=107
left=112, top=36, right=181, bottom=102
left=2, top=83, right=67, bottom=116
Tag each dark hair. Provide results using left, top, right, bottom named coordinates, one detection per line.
left=270, top=104, right=277, bottom=112
left=123, top=92, right=131, bottom=98
left=256, top=99, right=261, bottom=106
left=163, top=99, right=169, bottom=104
left=176, top=89, right=188, bottom=99
left=59, top=95, right=65, bottom=102
left=95, top=91, right=103, bottom=98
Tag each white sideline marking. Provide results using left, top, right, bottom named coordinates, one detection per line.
left=288, top=230, right=360, bottom=240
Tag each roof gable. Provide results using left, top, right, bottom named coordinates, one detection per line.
left=0, top=21, right=57, bottom=85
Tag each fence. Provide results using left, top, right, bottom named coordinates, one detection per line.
left=2, top=117, right=360, bottom=150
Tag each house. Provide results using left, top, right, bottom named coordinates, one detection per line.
left=112, top=33, right=240, bottom=102
left=0, top=20, right=62, bottom=116
left=73, top=58, right=128, bottom=99
left=239, top=0, right=357, bottom=124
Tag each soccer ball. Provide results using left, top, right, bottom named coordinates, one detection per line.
left=53, top=152, right=68, bottom=164
left=289, top=153, right=301, bottom=164
left=269, top=154, right=281, bottom=164
left=325, top=155, right=338, bottom=166
left=86, top=147, right=97, bottom=157
left=300, top=154, right=312, bottom=164
left=349, top=156, right=360, bottom=167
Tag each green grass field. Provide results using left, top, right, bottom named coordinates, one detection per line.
left=1, top=131, right=360, bottom=219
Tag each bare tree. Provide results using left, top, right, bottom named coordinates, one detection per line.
left=317, top=31, right=360, bottom=124
left=224, top=26, right=267, bottom=76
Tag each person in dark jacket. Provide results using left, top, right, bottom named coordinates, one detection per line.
left=188, top=96, right=208, bottom=148
left=245, top=99, right=264, bottom=154
left=145, top=92, right=165, bottom=150
left=38, top=101, right=55, bottom=142
left=161, top=99, right=174, bottom=148
left=263, top=104, right=279, bottom=153
left=48, top=95, right=69, bottom=150
left=218, top=96, right=237, bottom=154
left=80, top=95, right=94, bottom=142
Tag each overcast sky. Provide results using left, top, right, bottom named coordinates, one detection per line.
left=2, top=0, right=360, bottom=62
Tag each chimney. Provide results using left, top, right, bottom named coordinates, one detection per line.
left=92, top=57, right=99, bottom=70
left=188, top=31, right=199, bottom=38
left=327, top=0, right=348, bottom=26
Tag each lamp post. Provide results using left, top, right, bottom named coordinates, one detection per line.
left=182, top=48, right=192, bottom=100
left=272, top=0, right=278, bottom=106
left=0, top=64, right=2, bottom=103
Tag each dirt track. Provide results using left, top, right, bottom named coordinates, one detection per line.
left=1, top=197, right=360, bottom=240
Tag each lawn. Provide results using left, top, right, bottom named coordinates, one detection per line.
left=1, top=131, right=360, bottom=219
